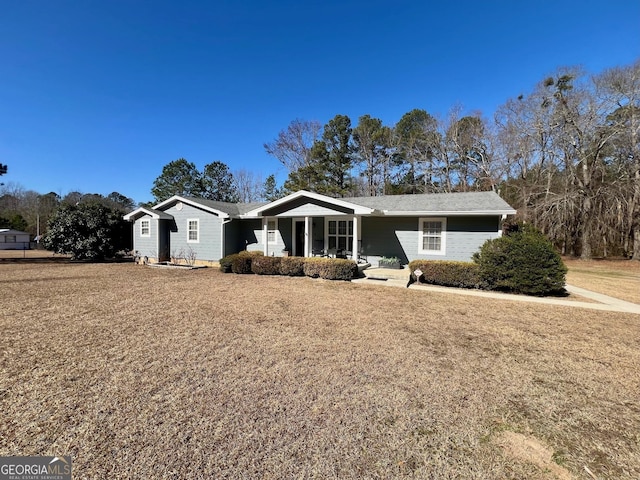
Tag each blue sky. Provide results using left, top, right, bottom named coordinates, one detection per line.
left=1, top=0, right=639, bottom=205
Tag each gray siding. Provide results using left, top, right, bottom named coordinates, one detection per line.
left=132, top=215, right=158, bottom=259
left=279, top=218, right=293, bottom=253
left=361, top=216, right=500, bottom=266
left=224, top=220, right=240, bottom=257
left=263, top=197, right=353, bottom=216
left=240, top=219, right=263, bottom=253
left=165, top=203, right=223, bottom=261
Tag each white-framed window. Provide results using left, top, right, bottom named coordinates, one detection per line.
left=267, top=219, right=278, bottom=243
left=418, top=217, right=446, bottom=255
left=140, top=219, right=150, bottom=237
left=327, top=219, right=353, bottom=252
left=187, top=219, right=199, bottom=243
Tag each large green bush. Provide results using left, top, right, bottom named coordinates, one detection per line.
left=473, top=223, right=567, bottom=296
left=279, top=257, right=305, bottom=276
left=251, top=255, right=282, bottom=275
left=42, top=203, right=128, bottom=260
left=408, top=260, right=481, bottom=289
left=303, top=257, right=358, bottom=280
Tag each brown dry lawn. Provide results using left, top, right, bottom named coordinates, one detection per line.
left=1, top=259, right=639, bottom=479
left=564, top=257, right=640, bottom=304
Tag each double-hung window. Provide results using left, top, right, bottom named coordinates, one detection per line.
left=187, top=219, right=199, bottom=243
left=418, top=218, right=446, bottom=255
left=267, top=219, right=277, bottom=243
left=327, top=219, right=353, bottom=251
left=140, top=219, right=150, bottom=237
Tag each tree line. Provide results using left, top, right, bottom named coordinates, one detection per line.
left=2, top=59, right=638, bottom=260
left=264, top=59, right=640, bottom=260
left=0, top=184, right=135, bottom=236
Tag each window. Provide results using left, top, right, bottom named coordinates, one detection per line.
left=5, top=235, right=16, bottom=243
left=327, top=219, right=353, bottom=251
left=187, top=219, right=199, bottom=243
left=267, top=219, right=277, bottom=243
left=419, top=218, right=446, bottom=255
left=140, top=219, right=150, bottom=237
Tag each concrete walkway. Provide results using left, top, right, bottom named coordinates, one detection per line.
left=352, top=268, right=640, bottom=315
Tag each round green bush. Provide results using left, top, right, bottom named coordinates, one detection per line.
left=473, top=223, right=567, bottom=296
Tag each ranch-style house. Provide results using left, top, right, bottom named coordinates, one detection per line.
left=123, top=190, right=516, bottom=266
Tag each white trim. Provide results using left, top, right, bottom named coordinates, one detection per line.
left=266, top=218, right=278, bottom=244
left=187, top=218, right=200, bottom=243
left=418, top=217, right=447, bottom=255
left=351, top=215, right=359, bottom=260
left=140, top=219, right=151, bottom=237
left=124, top=207, right=173, bottom=221
left=154, top=195, right=231, bottom=218
left=242, top=190, right=375, bottom=217
left=325, top=217, right=354, bottom=254
left=304, top=216, right=311, bottom=257
left=383, top=209, right=516, bottom=216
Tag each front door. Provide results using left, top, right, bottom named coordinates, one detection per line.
left=295, top=221, right=305, bottom=256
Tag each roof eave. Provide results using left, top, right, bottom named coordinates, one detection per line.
left=153, top=195, right=231, bottom=218
left=243, top=190, right=375, bottom=217
left=381, top=209, right=517, bottom=216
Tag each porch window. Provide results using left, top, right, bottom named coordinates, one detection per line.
left=187, top=219, right=199, bottom=243
left=140, top=219, right=150, bottom=237
left=418, top=218, right=446, bottom=255
left=267, top=219, right=277, bottom=243
left=327, top=219, right=353, bottom=251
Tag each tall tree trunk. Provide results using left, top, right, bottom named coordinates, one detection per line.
left=580, top=194, right=593, bottom=259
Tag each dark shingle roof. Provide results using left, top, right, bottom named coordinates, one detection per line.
left=178, top=191, right=515, bottom=217
left=181, top=197, right=268, bottom=216
left=346, top=191, right=515, bottom=213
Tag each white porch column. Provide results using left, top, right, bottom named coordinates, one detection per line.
left=263, top=217, right=268, bottom=255
left=304, top=216, right=311, bottom=257
left=352, top=215, right=359, bottom=261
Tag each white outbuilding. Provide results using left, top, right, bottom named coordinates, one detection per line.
left=0, top=229, right=31, bottom=250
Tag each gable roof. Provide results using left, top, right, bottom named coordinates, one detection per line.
left=123, top=207, right=174, bottom=221
left=242, top=190, right=376, bottom=217
left=125, top=190, right=515, bottom=221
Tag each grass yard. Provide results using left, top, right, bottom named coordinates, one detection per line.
left=1, top=260, right=639, bottom=478
left=564, top=257, right=640, bottom=304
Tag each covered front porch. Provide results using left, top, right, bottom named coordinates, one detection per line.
left=262, top=215, right=363, bottom=260
left=242, top=190, right=376, bottom=262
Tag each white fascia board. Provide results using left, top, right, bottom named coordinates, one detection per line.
left=381, top=209, right=517, bottom=216
left=153, top=195, right=230, bottom=218
left=123, top=207, right=173, bottom=221
left=241, top=190, right=375, bottom=217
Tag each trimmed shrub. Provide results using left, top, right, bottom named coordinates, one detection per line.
left=227, top=251, right=263, bottom=274
left=473, top=223, right=567, bottom=296
left=280, top=257, right=306, bottom=276
left=251, top=255, right=282, bottom=275
left=219, top=254, right=237, bottom=273
left=303, top=257, right=358, bottom=280
left=408, top=260, right=481, bottom=289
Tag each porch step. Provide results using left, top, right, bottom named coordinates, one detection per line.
left=362, top=266, right=409, bottom=281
